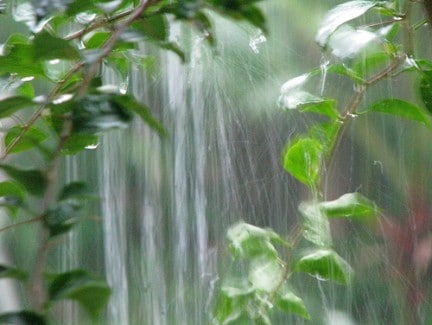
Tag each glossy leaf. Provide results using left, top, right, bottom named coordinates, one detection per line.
left=48, top=270, right=111, bottom=319
left=0, top=311, right=48, bottom=325
left=34, top=31, right=80, bottom=61
left=0, top=96, right=35, bottom=118
left=366, top=99, right=431, bottom=127
left=111, top=94, right=166, bottom=136
left=0, top=165, right=46, bottom=196
left=294, top=248, right=353, bottom=284
left=316, top=0, right=377, bottom=47
left=85, top=31, right=110, bottom=49
left=275, top=291, right=310, bottom=319
left=227, top=222, right=283, bottom=258
left=298, top=201, right=332, bottom=247
left=62, top=134, right=99, bottom=155
left=282, top=137, right=322, bottom=187
left=328, top=25, right=378, bottom=59
left=0, top=264, right=28, bottom=281
left=299, top=100, right=338, bottom=119
left=319, top=192, right=377, bottom=219
left=327, top=64, right=364, bottom=83
left=4, top=126, right=49, bottom=153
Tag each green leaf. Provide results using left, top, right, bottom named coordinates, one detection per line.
left=294, top=248, right=354, bottom=284
left=0, top=181, right=26, bottom=218
left=420, top=72, right=432, bottom=113
left=0, top=264, right=28, bottom=281
left=249, top=258, right=283, bottom=292
left=72, top=95, right=133, bottom=134
left=111, top=94, right=166, bottom=136
left=282, top=137, right=322, bottom=187
left=85, top=31, right=110, bottom=49
left=34, top=31, right=80, bottom=61
left=227, top=222, right=284, bottom=259
left=45, top=200, right=81, bottom=237
left=275, top=291, right=310, bottom=319
left=48, top=270, right=111, bottom=319
left=0, top=311, right=48, bottom=325
left=0, top=43, right=45, bottom=77
left=316, top=0, right=377, bottom=47
left=299, top=100, right=338, bottom=119
left=0, top=165, right=46, bottom=196
left=4, top=126, right=49, bottom=153
left=240, top=5, right=267, bottom=34
left=327, top=64, right=364, bottom=83
left=319, top=192, right=378, bottom=219
left=298, top=201, right=332, bottom=247
left=62, top=134, right=99, bottom=155
left=59, top=182, right=94, bottom=201
left=0, top=96, right=35, bottom=118
left=365, top=99, right=431, bottom=127
left=132, top=14, right=168, bottom=41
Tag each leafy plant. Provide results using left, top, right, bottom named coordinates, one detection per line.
left=214, top=0, right=432, bottom=323
left=0, top=0, right=266, bottom=323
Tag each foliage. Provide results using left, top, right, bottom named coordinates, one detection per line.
left=214, top=0, right=432, bottom=323
left=0, top=0, right=266, bottom=323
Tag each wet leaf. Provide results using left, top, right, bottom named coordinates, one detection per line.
left=298, top=201, right=332, bottom=247
left=132, top=14, right=168, bottom=41
left=316, top=0, right=377, bottom=47
left=0, top=42, right=45, bottom=77
left=85, top=31, right=110, bottom=49
left=419, top=72, right=432, bottom=113
left=0, top=264, right=28, bottom=281
left=366, top=99, right=431, bottom=127
left=282, top=137, right=322, bottom=187
left=62, top=134, right=99, bottom=155
left=299, top=100, right=338, bottom=119
left=4, top=126, right=49, bottom=153
left=0, top=165, right=46, bottom=196
left=0, top=181, right=26, bottom=218
left=227, top=222, right=284, bottom=258
left=34, top=31, right=80, bottom=61
left=0, top=96, right=36, bottom=118
left=328, top=25, right=378, bottom=59
left=275, top=291, right=310, bottom=319
left=294, top=248, right=353, bottom=284
left=59, top=182, right=94, bottom=201
left=249, top=258, right=283, bottom=292
left=319, top=192, right=378, bottom=219
left=48, top=269, right=111, bottom=319
left=0, top=311, right=48, bottom=325
left=45, top=200, right=81, bottom=237
left=327, top=64, right=364, bottom=83
left=111, top=94, right=166, bottom=136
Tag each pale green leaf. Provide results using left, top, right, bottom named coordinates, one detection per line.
left=319, top=192, right=378, bottom=219
left=298, top=201, right=332, bottom=247
left=249, top=258, right=283, bottom=292
left=275, top=291, right=310, bottom=319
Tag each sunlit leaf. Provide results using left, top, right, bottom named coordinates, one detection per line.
left=298, top=201, right=332, bottom=247
left=275, top=291, right=310, bottom=319
left=0, top=264, right=28, bottom=281
left=319, top=192, right=378, bottom=219
left=249, top=258, right=283, bottom=292
left=294, top=248, right=353, bottom=284
left=316, top=0, right=377, bottom=47
left=365, top=99, right=431, bottom=127
left=4, top=126, right=49, bottom=153
left=0, top=165, right=46, bottom=196
left=0, top=96, right=35, bottom=118
left=282, top=137, right=322, bottom=187
left=227, top=222, right=284, bottom=258
left=48, top=270, right=111, bottom=319
left=0, top=311, right=48, bottom=325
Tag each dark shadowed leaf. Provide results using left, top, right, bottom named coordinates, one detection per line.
left=319, top=192, right=378, bottom=219
left=62, top=134, right=99, bottom=155
left=48, top=270, right=111, bottom=319
left=45, top=200, right=81, bottom=237
left=0, top=165, right=46, bottom=196
left=420, top=72, right=432, bottom=113
left=0, top=264, right=28, bottom=281
left=132, top=14, right=168, bottom=41
left=294, top=248, right=353, bottom=284
left=366, top=99, right=431, bottom=127
left=59, top=182, right=94, bottom=201
left=0, top=311, right=48, bottom=325
left=111, top=94, right=166, bottom=136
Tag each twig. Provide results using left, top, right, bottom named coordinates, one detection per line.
left=0, top=215, right=44, bottom=234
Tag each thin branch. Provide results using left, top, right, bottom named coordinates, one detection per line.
left=0, top=215, right=44, bottom=234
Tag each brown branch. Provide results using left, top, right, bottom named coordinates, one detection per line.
left=0, top=215, right=44, bottom=233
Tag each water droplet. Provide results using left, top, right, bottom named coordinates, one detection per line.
left=313, top=274, right=329, bottom=282
left=76, top=12, right=97, bottom=24
left=21, top=76, right=34, bottom=82
left=347, top=112, right=358, bottom=118
left=249, top=31, right=267, bottom=54
left=49, top=59, right=60, bottom=65
left=53, top=94, right=73, bottom=104
left=85, top=143, right=99, bottom=150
